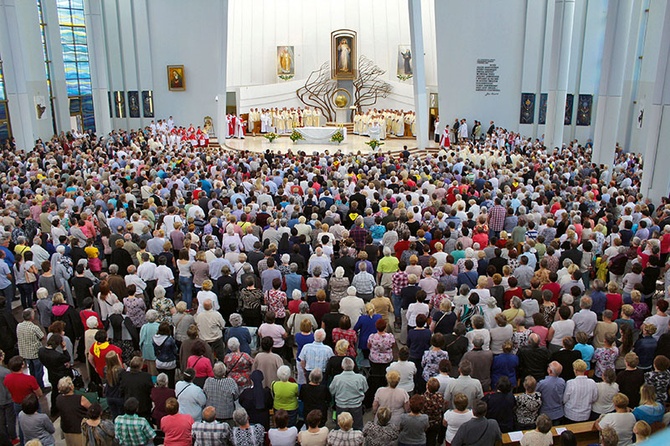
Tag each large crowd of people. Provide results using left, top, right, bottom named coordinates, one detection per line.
left=0, top=115, right=667, bottom=446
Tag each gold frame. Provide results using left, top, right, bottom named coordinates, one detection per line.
left=331, top=29, right=356, bottom=80
left=167, top=65, right=185, bottom=91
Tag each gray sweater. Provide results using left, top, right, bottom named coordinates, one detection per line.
left=397, top=413, right=429, bottom=445
left=18, top=412, right=56, bottom=446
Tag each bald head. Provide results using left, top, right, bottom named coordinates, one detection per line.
left=528, top=333, right=540, bottom=346
left=548, top=361, right=563, bottom=376
left=202, top=299, right=213, bottom=311
left=202, top=406, right=216, bottom=422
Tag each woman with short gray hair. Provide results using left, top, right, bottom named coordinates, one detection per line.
left=203, top=362, right=239, bottom=422
left=299, top=368, right=330, bottom=427
left=224, top=336, right=254, bottom=390
left=231, top=408, right=265, bottom=446
left=271, top=365, right=299, bottom=427
left=328, top=267, right=350, bottom=304
left=224, top=313, right=252, bottom=354
left=150, top=372, right=176, bottom=427
left=172, top=301, right=195, bottom=345
left=139, top=309, right=161, bottom=375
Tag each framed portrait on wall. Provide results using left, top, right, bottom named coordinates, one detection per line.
left=331, top=29, right=356, bottom=80
left=167, top=65, right=185, bottom=91
left=277, top=46, right=295, bottom=78
left=128, top=91, right=140, bottom=118
left=142, top=90, right=154, bottom=118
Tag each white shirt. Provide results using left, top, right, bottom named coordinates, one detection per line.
left=563, top=375, right=598, bottom=421
left=406, top=302, right=430, bottom=327
left=387, top=360, right=417, bottom=393
left=137, top=261, right=157, bottom=282
left=155, top=265, right=174, bottom=288
left=196, top=290, right=219, bottom=313
left=443, top=410, right=474, bottom=443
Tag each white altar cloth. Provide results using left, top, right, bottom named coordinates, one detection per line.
left=297, top=127, right=347, bottom=143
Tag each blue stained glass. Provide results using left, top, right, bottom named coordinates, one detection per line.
left=79, top=82, right=91, bottom=95
left=0, top=123, right=8, bottom=142
left=66, top=80, right=79, bottom=96
left=64, top=62, right=78, bottom=80
left=71, top=10, right=85, bottom=26
left=62, top=44, right=76, bottom=62
left=69, top=97, right=80, bottom=114
left=83, top=112, right=95, bottom=132
left=70, top=0, right=84, bottom=10
left=57, top=0, right=71, bottom=9
left=81, top=95, right=93, bottom=113
left=0, top=103, right=6, bottom=120
left=60, top=28, right=74, bottom=45
left=74, top=45, right=88, bottom=61
left=58, top=9, right=71, bottom=25
left=73, top=29, right=87, bottom=45
left=77, top=62, right=90, bottom=77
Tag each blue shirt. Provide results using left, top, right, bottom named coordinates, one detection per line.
left=407, top=328, right=432, bottom=360
left=0, top=246, right=14, bottom=269
left=574, top=343, right=595, bottom=370
left=491, top=353, right=519, bottom=389
left=536, top=375, right=566, bottom=420
left=0, top=261, right=11, bottom=289
left=590, top=291, right=607, bottom=317
left=353, top=314, right=381, bottom=350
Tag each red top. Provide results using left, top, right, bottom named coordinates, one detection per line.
left=161, top=413, right=194, bottom=446
left=605, top=293, right=623, bottom=320
left=187, top=355, right=214, bottom=378
left=4, top=372, right=40, bottom=403
left=89, top=343, right=122, bottom=378
left=79, top=309, right=104, bottom=330
left=542, top=282, right=561, bottom=306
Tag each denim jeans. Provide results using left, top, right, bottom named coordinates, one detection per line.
left=179, top=276, right=193, bottom=309
left=392, top=293, right=402, bottom=319
left=26, top=358, right=45, bottom=390
left=18, top=283, right=33, bottom=309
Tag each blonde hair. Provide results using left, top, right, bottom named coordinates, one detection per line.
left=335, top=339, right=350, bottom=356
left=572, top=359, right=587, bottom=373
left=337, top=412, right=353, bottom=431
left=202, top=279, right=213, bottom=291
left=386, top=370, right=401, bottom=388
left=365, top=303, right=375, bottom=316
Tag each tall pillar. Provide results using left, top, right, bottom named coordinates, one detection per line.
left=544, top=0, right=575, bottom=151
left=0, top=0, right=52, bottom=149
left=408, top=0, right=428, bottom=150
left=84, top=0, right=112, bottom=136
left=640, top=1, right=670, bottom=200
left=591, top=0, right=636, bottom=167
left=215, top=0, right=229, bottom=140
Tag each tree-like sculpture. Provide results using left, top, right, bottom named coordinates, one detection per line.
left=296, top=62, right=338, bottom=122
left=352, top=56, right=392, bottom=113
left=297, top=57, right=393, bottom=120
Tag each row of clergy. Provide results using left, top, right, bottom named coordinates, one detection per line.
left=353, top=110, right=416, bottom=137
left=246, top=107, right=324, bottom=134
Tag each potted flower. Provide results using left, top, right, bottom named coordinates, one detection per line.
left=289, top=130, right=304, bottom=142
left=366, top=139, right=384, bottom=150
left=331, top=131, right=344, bottom=144
left=264, top=132, right=278, bottom=143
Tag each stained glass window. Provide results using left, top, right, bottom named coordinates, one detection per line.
left=36, top=0, right=57, bottom=134
left=0, top=56, right=11, bottom=143
left=55, top=0, right=95, bottom=131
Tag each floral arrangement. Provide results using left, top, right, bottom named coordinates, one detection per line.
left=366, top=139, right=384, bottom=150
left=289, top=130, right=304, bottom=142
left=278, top=74, right=294, bottom=81
left=264, top=132, right=278, bottom=143
left=331, top=131, right=344, bottom=144
left=397, top=74, right=413, bottom=81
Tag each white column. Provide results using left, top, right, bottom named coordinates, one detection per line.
left=591, top=0, right=635, bottom=167
left=408, top=0, right=428, bottom=150
left=84, top=0, right=112, bottom=136
left=215, top=0, right=229, bottom=140
left=640, top=1, right=670, bottom=199
left=544, top=0, right=575, bottom=151
left=0, top=0, right=43, bottom=149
